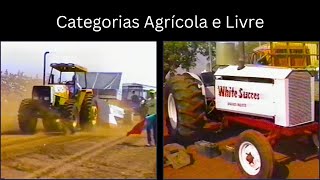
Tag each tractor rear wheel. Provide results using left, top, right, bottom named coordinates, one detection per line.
left=80, top=93, right=98, bottom=130
left=18, top=99, right=38, bottom=134
left=235, top=130, right=274, bottom=179
left=164, top=73, right=206, bottom=146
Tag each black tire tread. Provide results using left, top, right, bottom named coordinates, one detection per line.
left=80, top=93, right=96, bottom=130
left=18, top=99, right=38, bottom=134
left=164, top=73, right=206, bottom=143
left=62, top=99, right=77, bottom=134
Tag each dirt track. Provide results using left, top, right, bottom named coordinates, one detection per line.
left=1, top=126, right=156, bottom=179
left=1, top=100, right=156, bottom=179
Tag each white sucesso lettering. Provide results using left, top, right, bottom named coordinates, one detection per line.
left=57, top=16, right=67, bottom=28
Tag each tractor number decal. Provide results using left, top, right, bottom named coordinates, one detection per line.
left=218, top=86, right=260, bottom=100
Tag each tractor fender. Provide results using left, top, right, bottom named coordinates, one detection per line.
left=185, top=72, right=206, bottom=96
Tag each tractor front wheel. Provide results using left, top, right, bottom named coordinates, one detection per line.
left=80, top=93, right=98, bottom=130
left=18, top=99, right=39, bottom=134
left=235, top=130, right=274, bottom=179
left=61, top=99, right=79, bottom=134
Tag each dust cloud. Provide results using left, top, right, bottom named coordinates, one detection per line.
left=1, top=74, right=42, bottom=133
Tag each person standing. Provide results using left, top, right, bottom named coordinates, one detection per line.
left=126, top=90, right=157, bottom=147
left=145, top=90, right=157, bottom=146
left=131, top=90, right=140, bottom=114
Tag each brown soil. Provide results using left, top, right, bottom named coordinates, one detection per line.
left=1, top=125, right=156, bottom=179
left=1, top=98, right=156, bottom=179
left=164, top=136, right=319, bottom=179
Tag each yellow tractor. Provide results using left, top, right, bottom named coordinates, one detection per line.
left=18, top=63, right=98, bottom=134
left=249, top=42, right=319, bottom=79
left=249, top=42, right=318, bottom=67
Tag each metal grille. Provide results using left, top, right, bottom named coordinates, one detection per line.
left=288, top=72, right=312, bottom=126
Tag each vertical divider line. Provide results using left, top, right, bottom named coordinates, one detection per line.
left=156, top=41, right=164, bottom=180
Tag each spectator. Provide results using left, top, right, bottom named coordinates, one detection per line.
left=131, top=90, right=140, bottom=113
left=145, top=90, right=157, bottom=146
left=126, top=90, right=157, bottom=147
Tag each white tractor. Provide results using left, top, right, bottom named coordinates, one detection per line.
left=164, top=64, right=319, bottom=178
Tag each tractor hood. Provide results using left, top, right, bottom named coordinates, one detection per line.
left=32, top=85, right=69, bottom=105
left=214, top=65, right=292, bottom=79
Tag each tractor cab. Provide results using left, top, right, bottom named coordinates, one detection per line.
left=48, top=63, right=88, bottom=97
left=19, top=62, right=97, bottom=135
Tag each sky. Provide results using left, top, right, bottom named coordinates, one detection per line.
left=1, top=42, right=157, bottom=87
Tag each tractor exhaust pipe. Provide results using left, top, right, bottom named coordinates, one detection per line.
left=237, top=42, right=245, bottom=70
left=43, top=51, right=50, bottom=85
left=215, top=42, right=246, bottom=71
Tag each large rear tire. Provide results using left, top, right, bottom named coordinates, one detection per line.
left=235, top=130, right=274, bottom=179
left=164, top=73, right=206, bottom=145
left=18, top=99, right=38, bottom=134
left=80, top=93, right=98, bottom=130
